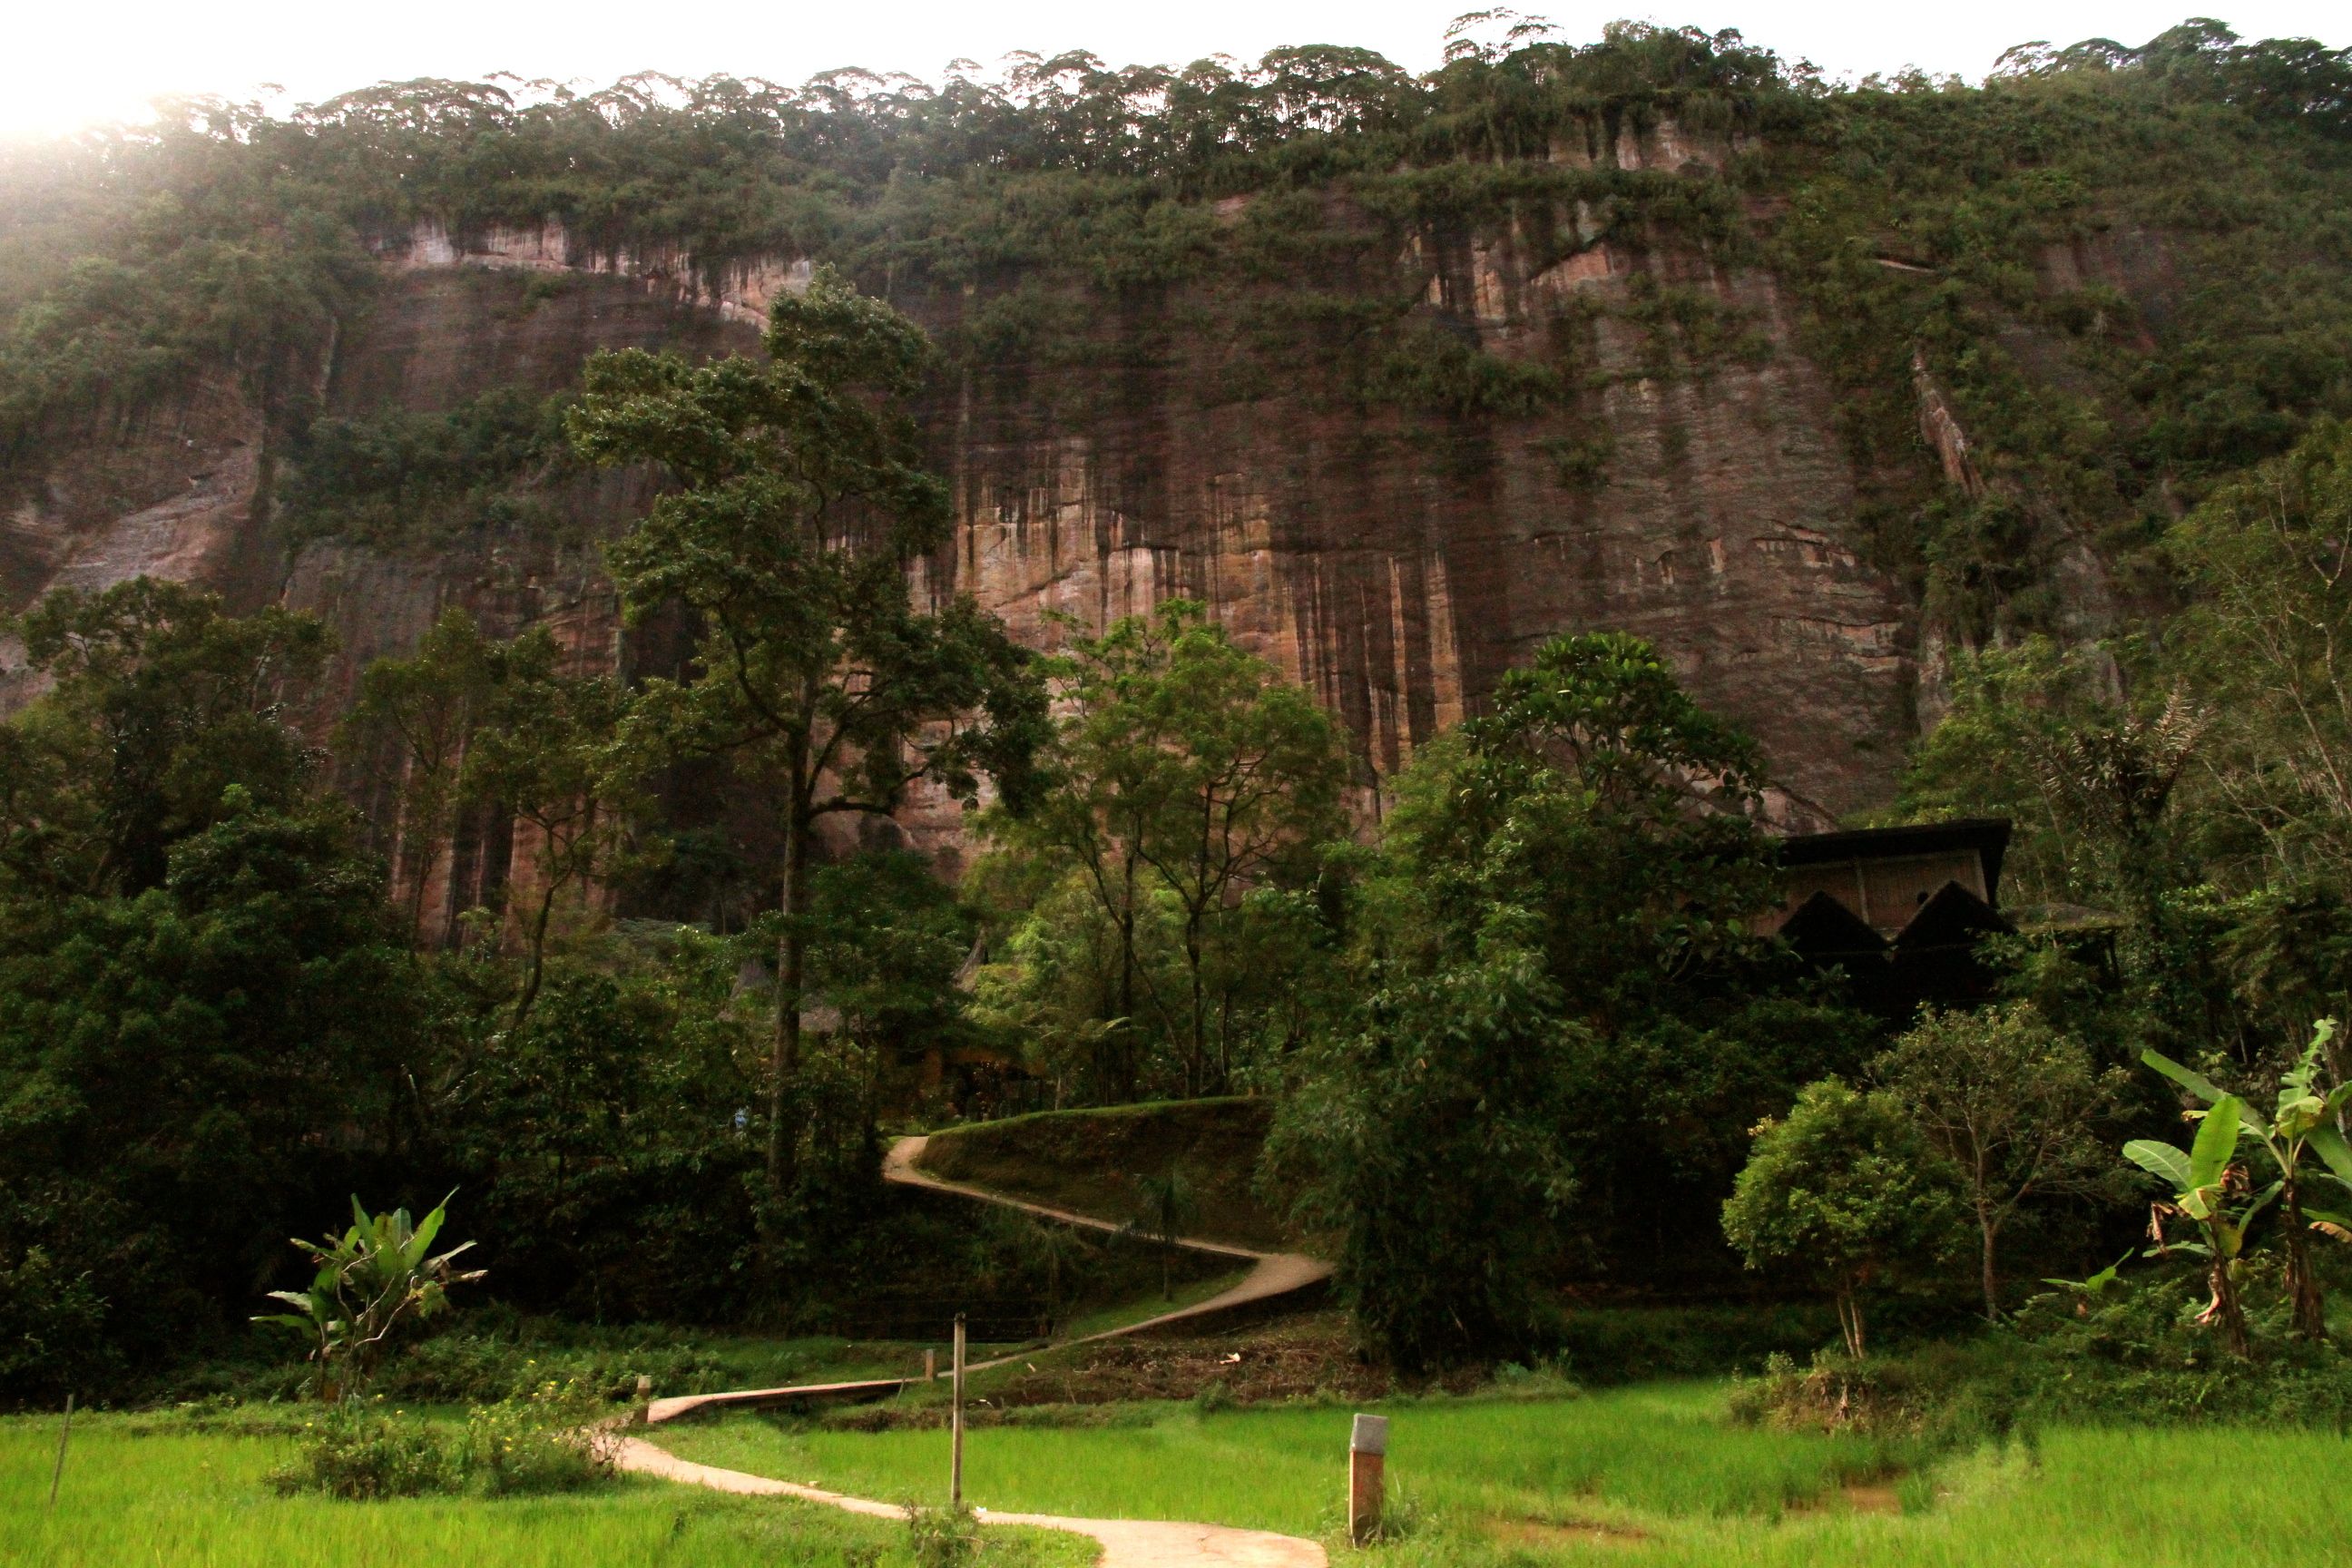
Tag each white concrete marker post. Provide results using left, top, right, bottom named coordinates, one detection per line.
left=950, top=1315, right=967, bottom=1509
left=1348, top=1413, right=1387, bottom=1545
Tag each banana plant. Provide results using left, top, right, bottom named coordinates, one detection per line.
left=2143, top=1022, right=2352, bottom=1341
left=2124, top=1093, right=2268, bottom=1357
left=255, top=1195, right=485, bottom=1400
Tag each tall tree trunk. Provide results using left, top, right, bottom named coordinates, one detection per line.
left=1115, top=852, right=1140, bottom=1100
left=1184, top=912, right=1206, bottom=1098
left=510, top=876, right=558, bottom=1033
left=1835, top=1279, right=1866, bottom=1358
left=407, top=816, right=435, bottom=947
left=770, top=781, right=811, bottom=1197
left=1977, top=1207, right=2004, bottom=1322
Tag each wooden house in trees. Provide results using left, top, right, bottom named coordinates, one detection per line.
left=1755, top=818, right=2014, bottom=1015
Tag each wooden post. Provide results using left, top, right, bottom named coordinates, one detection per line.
left=950, top=1315, right=967, bottom=1509
left=926, top=1348, right=938, bottom=1383
left=1348, top=1413, right=1387, bottom=1546
left=48, top=1393, right=73, bottom=1507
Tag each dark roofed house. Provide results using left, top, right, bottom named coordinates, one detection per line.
left=1758, top=818, right=2014, bottom=1016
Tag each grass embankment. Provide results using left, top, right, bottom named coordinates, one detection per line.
left=657, top=1382, right=2352, bottom=1566
left=917, top=1099, right=1284, bottom=1248
left=0, top=1416, right=1097, bottom=1568
left=156, top=1324, right=929, bottom=1407
left=1058, top=1269, right=1254, bottom=1339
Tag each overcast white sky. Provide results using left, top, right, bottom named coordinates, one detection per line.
left=4, top=1, right=2347, bottom=143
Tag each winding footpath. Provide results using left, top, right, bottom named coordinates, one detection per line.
left=642, top=1136, right=1330, bottom=1425
left=618, top=1134, right=1333, bottom=1568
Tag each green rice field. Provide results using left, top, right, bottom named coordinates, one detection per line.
left=655, top=1382, right=2352, bottom=1567
left=0, top=1416, right=1092, bottom=1568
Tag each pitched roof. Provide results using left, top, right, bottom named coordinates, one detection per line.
left=1779, top=889, right=1891, bottom=962
left=1777, top=818, right=2012, bottom=906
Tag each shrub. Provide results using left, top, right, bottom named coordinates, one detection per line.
left=459, top=1379, right=619, bottom=1495
left=270, top=1380, right=615, bottom=1499
left=1730, top=1263, right=2352, bottom=1439
left=377, top=1328, right=731, bottom=1406
left=906, top=1503, right=979, bottom=1568
left=0, top=1246, right=116, bottom=1407
left=272, top=1402, right=456, bottom=1499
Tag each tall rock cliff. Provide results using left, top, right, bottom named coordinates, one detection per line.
left=2, top=119, right=1921, bottom=858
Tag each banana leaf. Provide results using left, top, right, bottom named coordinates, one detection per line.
left=2308, top=1125, right=2352, bottom=1187
left=2142, top=1047, right=2228, bottom=1104
left=2124, top=1139, right=2193, bottom=1191
left=2190, top=1096, right=2242, bottom=1191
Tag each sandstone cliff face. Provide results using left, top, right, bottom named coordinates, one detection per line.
left=923, top=234, right=1906, bottom=826
left=0, top=124, right=1923, bottom=901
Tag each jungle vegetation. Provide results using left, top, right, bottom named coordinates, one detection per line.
left=2, top=16, right=2352, bottom=1408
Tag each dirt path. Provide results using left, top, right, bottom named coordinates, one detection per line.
left=645, top=1136, right=1330, bottom=1425
left=616, top=1438, right=1328, bottom=1568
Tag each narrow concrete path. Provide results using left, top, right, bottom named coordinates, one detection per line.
left=617, top=1436, right=1328, bottom=1568
left=645, top=1135, right=1330, bottom=1425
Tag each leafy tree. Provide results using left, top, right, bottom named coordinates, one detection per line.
left=0, top=1245, right=113, bottom=1406
left=2168, top=419, right=2352, bottom=885
left=965, top=868, right=1141, bottom=1104
left=440, top=945, right=765, bottom=1321
left=1, top=580, right=330, bottom=897
left=2031, top=691, right=2208, bottom=930
left=0, top=796, right=416, bottom=1370
left=1374, top=632, right=1776, bottom=1023
left=1889, top=637, right=2187, bottom=912
left=1723, top=1080, right=1962, bottom=1357
left=347, top=614, right=642, bottom=1028
left=460, top=630, right=641, bottom=1031
left=801, top=849, right=979, bottom=1075
left=566, top=269, right=1048, bottom=1193
left=1268, top=944, right=1581, bottom=1371
left=1874, top=1004, right=2125, bottom=1319
left=982, top=601, right=1348, bottom=1096
left=342, top=607, right=497, bottom=942
left=1586, top=997, right=1882, bottom=1271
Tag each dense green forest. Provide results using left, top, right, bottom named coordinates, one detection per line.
left=5, top=16, right=2352, bottom=1412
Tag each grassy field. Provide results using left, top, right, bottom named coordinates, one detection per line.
left=655, top=1382, right=2352, bottom=1567
left=0, top=1416, right=1096, bottom=1568
left=1056, top=1268, right=1252, bottom=1341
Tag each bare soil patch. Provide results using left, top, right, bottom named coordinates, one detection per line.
left=1841, top=1482, right=1904, bottom=1514
left=1485, top=1516, right=1651, bottom=1548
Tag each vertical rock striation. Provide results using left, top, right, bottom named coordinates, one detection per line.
left=1, top=131, right=1921, bottom=884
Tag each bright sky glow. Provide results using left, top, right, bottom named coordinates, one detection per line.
left=4, top=1, right=2347, bottom=142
